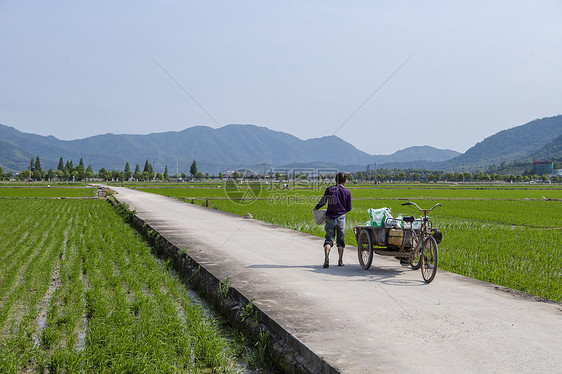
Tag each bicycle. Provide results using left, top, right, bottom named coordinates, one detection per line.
left=354, top=201, right=442, bottom=283
left=400, top=201, right=441, bottom=283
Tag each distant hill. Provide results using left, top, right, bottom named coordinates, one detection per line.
left=0, top=123, right=459, bottom=173
left=530, top=134, right=562, bottom=161
left=0, top=139, right=36, bottom=171
left=374, top=146, right=460, bottom=164
left=2, top=116, right=561, bottom=174
left=443, top=115, right=562, bottom=171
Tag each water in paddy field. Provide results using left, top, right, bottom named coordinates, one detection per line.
left=162, top=261, right=279, bottom=373
left=186, top=289, right=277, bottom=374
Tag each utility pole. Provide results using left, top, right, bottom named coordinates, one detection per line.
left=374, top=162, right=377, bottom=184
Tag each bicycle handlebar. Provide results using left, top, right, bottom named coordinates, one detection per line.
left=401, top=201, right=441, bottom=212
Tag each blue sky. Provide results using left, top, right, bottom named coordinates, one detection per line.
left=1, top=1, right=561, bottom=154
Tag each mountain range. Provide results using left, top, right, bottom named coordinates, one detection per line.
left=0, top=115, right=561, bottom=173
left=443, top=115, right=562, bottom=170
left=0, top=123, right=459, bottom=173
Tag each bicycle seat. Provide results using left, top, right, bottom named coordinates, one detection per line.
left=403, top=216, right=415, bottom=223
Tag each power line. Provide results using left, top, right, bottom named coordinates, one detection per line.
left=147, top=52, right=221, bottom=127
left=332, top=53, right=415, bottom=136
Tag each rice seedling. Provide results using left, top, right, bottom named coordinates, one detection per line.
left=0, top=198, right=241, bottom=373
left=219, top=277, right=232, bottom=299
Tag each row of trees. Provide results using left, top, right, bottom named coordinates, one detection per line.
left=356, top=169, right=562, bottom=183
left=8, top=157, right=96, bottom=181
left=2, top=157, right=560, bottom=183
left=102, top=160, right=200, bottom=181
left=0, top=157, right=202, bottom=182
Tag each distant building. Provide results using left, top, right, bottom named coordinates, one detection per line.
left=533, top=160, right=554, bottom=175
left=225, top=168, right=258, bottom=178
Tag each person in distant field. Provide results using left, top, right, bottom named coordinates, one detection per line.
left=314, top=172, right=352, bottom=268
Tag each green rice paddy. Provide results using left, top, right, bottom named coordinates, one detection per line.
left=141, top=182, right=562, bottom=303
left=0, top=186, right=95, bottom=198
left=1, top=182, right=560, bottom=373
left=0, top=194, right=240, bottom=373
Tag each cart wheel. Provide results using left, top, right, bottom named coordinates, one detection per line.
left=421, top=236, right=438, bottom=283
left=409, top=239, right=422, bottom=270
left=357, top=229, right=373, bottom=270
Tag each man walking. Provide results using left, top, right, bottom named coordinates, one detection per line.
left=314, top=172, right=352, bottom=268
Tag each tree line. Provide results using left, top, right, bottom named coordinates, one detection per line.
left=2, top=156, right=560, bottom=183
left=356, top=168, right=562, bottom=183
left=0, top=157, right=202, bottom=182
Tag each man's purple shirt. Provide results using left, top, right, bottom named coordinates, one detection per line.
left=314, top=184, right=352, bottom=219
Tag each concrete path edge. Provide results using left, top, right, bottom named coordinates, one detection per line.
left=110, top=198, right=337, bottom=374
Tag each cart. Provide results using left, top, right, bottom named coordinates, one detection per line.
left=353, top=202, right=442, bottom=283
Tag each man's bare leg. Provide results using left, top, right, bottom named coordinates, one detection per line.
left=323, top=244, right=331, bottom=268
left=338, top=246, right=345, bottom=266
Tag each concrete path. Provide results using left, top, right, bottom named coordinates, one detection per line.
left=111, top=187, right=562, bottom=373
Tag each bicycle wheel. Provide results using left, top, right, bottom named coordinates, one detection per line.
left=409, top=238, right=422, bottom=270
left=357, top=229, right=373, bottom=270
left=421, top=236, right=438, bottom=283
